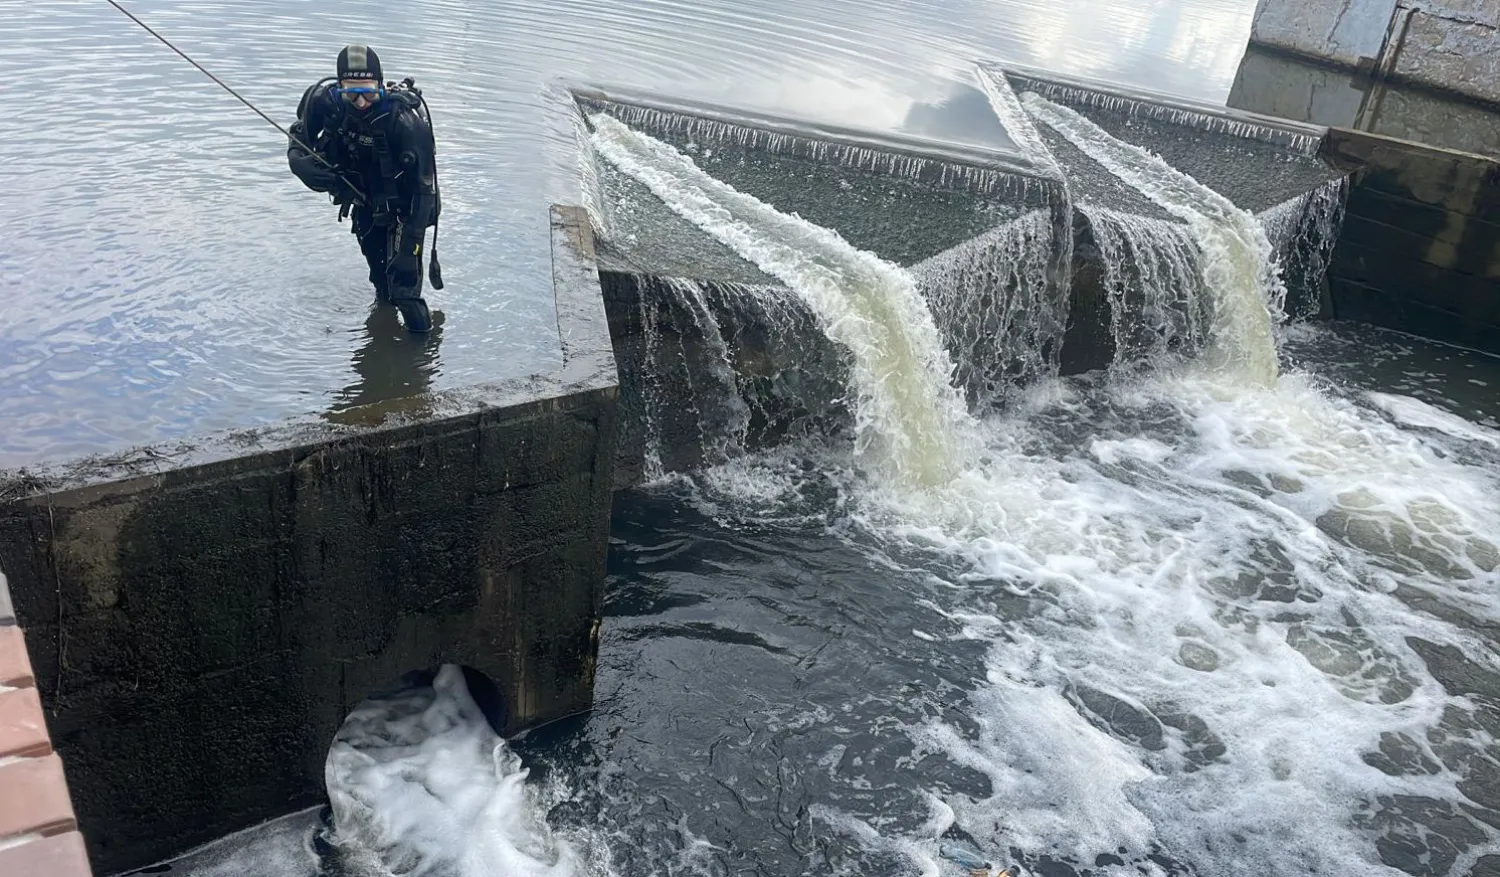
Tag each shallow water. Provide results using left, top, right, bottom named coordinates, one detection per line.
left=2, top=0, right=1258, bottom=466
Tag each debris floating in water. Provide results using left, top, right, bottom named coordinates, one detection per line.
left=939, top=839, right=1020, bottom=876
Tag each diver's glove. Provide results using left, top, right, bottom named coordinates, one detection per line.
left=330, top=176, right=363, bottom=206
left=289, top=152, right=337, bottom=192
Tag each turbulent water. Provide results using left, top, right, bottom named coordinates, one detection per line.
left=572, top=111, right=1500, bottom=877
left=1019, top=93, right=1285, bottom=386
left=590, top=112, right=976, bottom=488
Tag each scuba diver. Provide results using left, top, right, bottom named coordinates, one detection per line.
left=287, top=44, right=442, bottom=332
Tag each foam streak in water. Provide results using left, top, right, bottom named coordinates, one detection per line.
left=591, top=112, right=975, bottom=487
left=1023, top=93, right=1287, bottom=386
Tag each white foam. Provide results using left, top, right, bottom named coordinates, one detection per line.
left=676, top=367, right=1500, bottom=873
left=1089, top=436, right=1174, bottom=465
left=590, top=112, right=977, bottom=488
left=1368, top=391, right=1500, bottom=450
left=864, top=369, right=1500, bottom=873
left=324, top=665, right=581, bottom=877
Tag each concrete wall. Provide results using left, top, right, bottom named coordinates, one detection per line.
left=1230, top=46, right=1500, bottom=159
left=1251, top=0, right=1400, bottom=68
left=1318, top=130, right=1500, bottom=353
left=0, top=205, right=617, bottom=875
left=1249, top=0, right=1500, bottom=105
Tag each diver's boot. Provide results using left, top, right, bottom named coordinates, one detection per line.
left=394, top=296, right=432, bottom=333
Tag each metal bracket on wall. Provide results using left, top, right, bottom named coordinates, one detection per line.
left=1353, top=3, right=1418, bottom=131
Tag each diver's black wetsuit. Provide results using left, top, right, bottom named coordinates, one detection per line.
left=287, top=79, right=439, bottom=323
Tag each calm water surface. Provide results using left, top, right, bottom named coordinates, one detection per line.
left=2, top=0, right=1258, bottom=466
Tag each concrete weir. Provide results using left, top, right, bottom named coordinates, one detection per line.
left=575, top=74, right=1352, bottom=486
left=0, top=207, right=617, bottom=874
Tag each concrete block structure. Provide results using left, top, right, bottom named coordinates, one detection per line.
left=1318, top=129, right=1500, bottom=352
left=0, top=206, right=616, bottom=875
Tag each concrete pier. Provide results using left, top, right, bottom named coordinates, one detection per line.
left=0, top=206, right=617, bottom=875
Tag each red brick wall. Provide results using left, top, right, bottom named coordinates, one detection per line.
left=0, top=572, right=92, bottom=877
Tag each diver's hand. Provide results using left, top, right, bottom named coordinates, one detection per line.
left=331, top=176, right=363, bottom=205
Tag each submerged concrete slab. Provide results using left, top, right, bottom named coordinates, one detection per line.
left=0, top=206, right=617, bottom=875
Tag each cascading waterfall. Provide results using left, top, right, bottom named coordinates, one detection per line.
left=977, top=65, right=1077, bottom=368
left=577, top=95, right=1044, bottom=201
left=665, top=276, right=753, bottom=465
left=578, top=70, right=1500, bottom=877
left=633, top=277, right=669, bottom=481
left=590, top=112, right=976, bottom=488
left=1259, top=178, right=1348, bottom=260
left=996, top=70, right=1325, bottom=156
left=1260, top=177, right=1350, bottom=317
left=628, top=274, right=756, bottom=477
left=1081, top=205, right=1207, bottom=367
left=981, top=65, right=1217, bottom=376
left=1022, top=92, right=1288, bottom=387
left=911, top=209, right=1066, bottom=407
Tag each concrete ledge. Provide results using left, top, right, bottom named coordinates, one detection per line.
left=0, top=205, right=618, bottom=874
